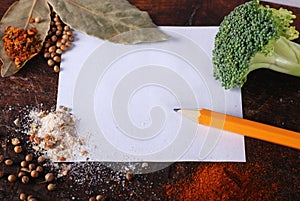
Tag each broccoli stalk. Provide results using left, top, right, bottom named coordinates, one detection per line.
left=212, top=0, right=300, bottom=89
left=249, top=37, right=300, bottom=76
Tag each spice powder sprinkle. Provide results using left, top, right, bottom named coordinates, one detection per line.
left=27, top=106, right=88, bottom=162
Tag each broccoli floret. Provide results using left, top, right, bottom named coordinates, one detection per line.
left=212, top=0, right=300, bottom=89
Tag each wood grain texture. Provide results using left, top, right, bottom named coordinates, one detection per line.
left=0, top=0, right=299, bottom=200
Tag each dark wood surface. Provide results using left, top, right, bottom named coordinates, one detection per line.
left=0, top=0, right=299, bottom=200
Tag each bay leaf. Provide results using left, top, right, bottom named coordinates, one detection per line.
left=0, top=0, right=51, bottom=77
left=47, top=0, right=169, bottom=44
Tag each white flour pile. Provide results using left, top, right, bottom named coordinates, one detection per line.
left=27, top=106, right=88, bottom=162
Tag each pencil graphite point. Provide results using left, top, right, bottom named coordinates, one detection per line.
left=173, top=108, right=181, bottom=112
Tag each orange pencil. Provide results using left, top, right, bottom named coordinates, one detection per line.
left=175, top=108, right=300, bottom=150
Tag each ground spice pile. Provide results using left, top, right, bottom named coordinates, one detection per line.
left=2, top=26, right=42, bottom=66
left=27, top=106, right=88, bottom=162
left=165, top=163, right=283, bottom=201
left=166, top=164, right=234, bottom=200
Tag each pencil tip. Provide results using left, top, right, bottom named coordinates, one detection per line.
left=173, top=108, right=181, bottom=112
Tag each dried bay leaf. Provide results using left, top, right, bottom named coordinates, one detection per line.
left=0, top=0, right=51, bottom=77
left=48, top=0, right=169, bottom=44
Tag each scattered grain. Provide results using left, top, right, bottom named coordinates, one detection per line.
left=141, top=162, right=148, bottom=168
left=8, top=174, right=16, bottom=182
left=37, top=155, right=45, bottom=163
left=18, top=171, right=26, bottom=178
left=28, top=163, right=36, bottom=170
left=56, top=48, right=63, bottom=55
left=89, top=197, right=96, bottom=201
left=125, top=172, right=133, bottom=181
left=57, top=25, right=63, bottom=31
left=96, top=195, right=105, bottom=201
left=58, top=156, right=66, bottom=162
left=32, top=146, right=40, bottom=152
left=13, top=118, right=21, bottom=126
left=21, top=160, right=27, bottom=167
left=47, top=59, right=55, bottom=67
left=45, top=172, right=54, bottom=182
left=25, top=154, right=33, bottom=162
left=11, top=138, right=20, bottom=145
left=50, top=52, right=57, bottom=58
left=44, top=52, right=51, bottom=59
left=44, top=41, right=51, bottom=48
left=53, top=55, right=61, bottom=63
left=48, top=46, right=56, bottom=53
left=68, top=35, right=75, bottom=41
left=20, top=167, right=30, bottom=173
left=56, top=30, right=62, bottom=36
left=53, top=65, right=60, bottom=73
left=30, top=170, right=39, bottom=178
left=60, top=45, right=67, bottom=51
left=62, top=34, right=68, bottom=40
left=0, top=155, right=4, bottom=162
left=21, top=175, right=30, bottom=184
left=61, top=38, right=67, bottom=44
left=66, top=31, right=72, bottom=36
left=81, top=150, right=88, bottom=156
left=19, top=193, right=27, bottom=201
left=5, top=159, right=13, bottom=166
left=14, top=145, right=22, bottom=153
left=35, top=17, right=41, bottom=23
left=51, top=35, right=57, bottom=42
left=65, top=41, right=72, bottom=47
left=36, top=166, right=43, bottom=173
left=64, top=26, right=70, bottom=31
left=47, top=183, right=55, bottom=191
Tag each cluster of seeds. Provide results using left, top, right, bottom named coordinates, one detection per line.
left=0, top=137, right=57, bottom=201
left=43, top=12, right=74, bottom=73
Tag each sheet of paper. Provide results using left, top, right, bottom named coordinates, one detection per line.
left=57, top=27, right=246, bottom=163
left=262, top=0, right=300, bottom=8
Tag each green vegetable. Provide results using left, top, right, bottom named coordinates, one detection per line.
left=212, top=0, right=300, bottom=89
